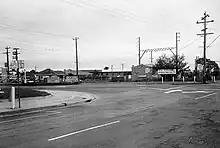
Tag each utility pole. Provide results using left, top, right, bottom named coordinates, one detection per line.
left=150, top=51, right=153, bottom=65
left=197, top=12, right=214, bottom=84
left=137, top=37, right=141, bottom=65
left=13, top=47, right=21, bottom=108
left=3, top=46, right=10, bottom=83
left=34, top=66, right=37, bottom=72
left=73, top=37, right=79, bottom=82
left=176, top=32, right=180, bottom=76
left=111, top=65, right=113, bottom=72
left=121, top=63, right=124, bottom=71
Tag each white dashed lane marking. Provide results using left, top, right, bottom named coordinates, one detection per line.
left=48, top=120, right=120, bottom=141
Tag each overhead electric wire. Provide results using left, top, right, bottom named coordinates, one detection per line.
left=0, top=37, right=71, bottom=53
left=179, top=37, right=201, bottom=51
left=79, top=0, right=148, bottom=23
left=207, top=34, right=220, bottom=48
left=0, top=24, right=73, bottom=38
left=59, top=0, right=148, bottom=24
left=0, top=0, right=149, bottom=39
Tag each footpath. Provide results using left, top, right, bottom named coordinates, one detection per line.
left=0, top=90, right=96, bottom=118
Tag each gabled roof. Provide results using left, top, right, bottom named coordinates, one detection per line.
left=54, top=70, right=65, bottom=75
left=37, top=68, right=57, bottom=76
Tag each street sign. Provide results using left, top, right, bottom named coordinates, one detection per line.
left=197, top=64, right=203, bottom=72
left=158, top=69, right=176, bottom=75
left=145, top=68, right=150, bottom=73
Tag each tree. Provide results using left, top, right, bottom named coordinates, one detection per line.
left=154, top=54, right=190, bottom=76
left=104, top=66, right=109, bottom=70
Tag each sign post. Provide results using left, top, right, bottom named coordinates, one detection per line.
left=158, top=69, right=176, bottom=75
left=158, top=69, right=176, bottom=84
left=11, top=87, right=15, bottom=109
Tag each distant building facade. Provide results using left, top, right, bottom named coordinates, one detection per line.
left=131, top=64, right=153, bottom=81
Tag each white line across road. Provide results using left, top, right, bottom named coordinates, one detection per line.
left=182, top=91, right=209, bottom=94
left=146, top=86, right=185, bottom=91
left=194, top=92, right=217, bottom=100
left=165, top=86, right=185, bottom=91
left=48, top=120, right=120, bottom=141
left=0, top=112, right=61, bottom=124
left=164, top=89, right=183, bottom=94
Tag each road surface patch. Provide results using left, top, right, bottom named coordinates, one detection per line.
left=48, top=120, right=120, bottom=141
left=0, top=111, right=61, bottom=124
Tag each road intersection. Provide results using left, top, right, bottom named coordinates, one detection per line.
left=0, top=83, right=219, bottom=147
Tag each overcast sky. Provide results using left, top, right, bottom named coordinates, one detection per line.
left=0, top=0, right=219, bottom=71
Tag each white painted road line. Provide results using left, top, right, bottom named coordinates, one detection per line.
left=0, top=112, right=61, bottom=124
left=194, top=93, right=217, bottom=100
left=165, top=86, right=185, bottom=91
left=48, top=120, right=120, bottom=141
left=146, top=87, right=165, bottom=91
left=182, top=91, right=210, bottom=94
left=147, top=86, right=185, bottom=91
left=164, top=89, right=183, bottom=94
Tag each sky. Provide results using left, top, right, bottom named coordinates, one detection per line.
left=0, top=0, right=219, bottom=71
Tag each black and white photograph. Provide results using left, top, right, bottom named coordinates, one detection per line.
left=0, top=0, right=220, bottom=147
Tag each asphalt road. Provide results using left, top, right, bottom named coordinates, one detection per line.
left=0, top=83, right=219, bottom=148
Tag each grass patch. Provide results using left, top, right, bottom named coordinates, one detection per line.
left=0, top=87, right=51, bottom=100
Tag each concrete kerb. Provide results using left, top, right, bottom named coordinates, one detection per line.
left=0, top=96, right=96, bottom=118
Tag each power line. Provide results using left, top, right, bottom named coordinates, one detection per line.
left=0, top=24, right=73, bottom=38
left=179, top=37, right=201, bottom=51
left=207, top=34, right=220, bottom=48
left=80, top=0, right=148, bottom=23
left=59, top=0, right=148, bottom=24
left=0, top=37, right=72, bottom=53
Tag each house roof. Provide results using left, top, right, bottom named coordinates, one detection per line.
left=37, top=68, right=57, bottom=76
left=54, top=70, right=65, bottom=75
